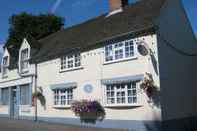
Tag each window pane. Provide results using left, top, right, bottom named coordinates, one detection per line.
left=106, top=85, right=115, bottom=104
left=116, top=90, right=126, bottom=104
left=2, top=57, right=8, bottom=75
left=21, top=49, right=29, bottom=71
left=74, top=54, right=81, bottom=67
left=21, top=49, right=28, bottom=61
left=60, top=89, right=66, bottom=105
left=54, top=90, right=59, bottom=105
left=114, top=43, right=124, bottom=60
left=61, top=57, right=66, bottom=70
left=1, top=88, right=9, bottom=105
left=128, top=82, right=137, bottom=104
left=67, top=89, right=73, bottom=104
left=67, top=55, right=74, bottom=68
left=20, top=84, right=30, bottom=105
left=125, top=41, right=134, bottom=58
left=105, top=45, right=113, bottom=62
left=3, top=57, right=8, bottom=66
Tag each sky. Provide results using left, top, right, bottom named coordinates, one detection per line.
left=0, top=0, right=196, bottom=52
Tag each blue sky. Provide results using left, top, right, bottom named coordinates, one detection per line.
left=0, top=0, right=196, bottom=47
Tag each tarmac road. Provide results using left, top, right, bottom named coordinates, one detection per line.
left=0, top=117, right=128, bottom=131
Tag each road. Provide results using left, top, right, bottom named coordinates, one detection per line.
left=0, top=117, right=128, bottom=131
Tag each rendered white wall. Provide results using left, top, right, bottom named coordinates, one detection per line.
left=35, top=34, right=161, bottom=121
left=0, top=33, right=161, bottom=121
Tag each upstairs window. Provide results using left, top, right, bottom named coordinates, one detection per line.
left=2, top=56, right=9, bottom=77
left=105, top=40, right=136, bottom=63
left=60, top=54, right=81, bottom=71
left=20, top=49, right=29, bottom=73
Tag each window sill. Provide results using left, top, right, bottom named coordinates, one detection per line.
left=20, top=70, right=29, bottom=74
left=20, top=105, right=31, bottom=107
left=60, top=66, right=83, bottom=73
left=53, top=105, right=71, bottom=109
left=103, top=56, right=138, bottom=65
left=104, top=103, right=143, bottom=108
left=20, top=105, right=31, bottom=112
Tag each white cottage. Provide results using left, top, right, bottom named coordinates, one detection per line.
left=0, top=0, right=197, bottom=131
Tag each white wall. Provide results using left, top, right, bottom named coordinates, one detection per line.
left=36, top=34, right=161, bottom=121
left=0, top=34, right=161, bottom=121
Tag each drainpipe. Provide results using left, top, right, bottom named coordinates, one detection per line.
left=34, top=63, right=38, bottom=122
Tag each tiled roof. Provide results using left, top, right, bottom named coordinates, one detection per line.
left=9, top=0, right=166, bottom=68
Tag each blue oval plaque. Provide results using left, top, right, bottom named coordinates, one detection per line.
left=84, top=84, right=93, bottom=94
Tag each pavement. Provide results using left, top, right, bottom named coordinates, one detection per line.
left=0, top=117, right=128, bottom=131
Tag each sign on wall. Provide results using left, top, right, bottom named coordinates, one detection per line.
left=83, top=84, right=94, bottom=94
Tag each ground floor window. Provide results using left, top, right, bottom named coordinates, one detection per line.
left=20, top=84, right=30, bottom=105
left=54, top=88, right=73, bottom=106
left=105, top=82, right=137, bottom=105
left=1, top=88, right=9, bottom=105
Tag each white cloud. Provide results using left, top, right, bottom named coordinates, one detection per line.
left=51, top=0, right=62, bottom=13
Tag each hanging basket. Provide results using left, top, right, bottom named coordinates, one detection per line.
left=140, top=73, right=158, bottom=98
left=32, top=91, right=46, bottom=108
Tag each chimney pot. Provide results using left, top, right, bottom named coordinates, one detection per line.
left=108, top=0, right=128, bottom=12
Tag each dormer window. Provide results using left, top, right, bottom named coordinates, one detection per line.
left=20, top=48, right=29, bottom=73
left=60, top=53, right=81, bottom=71
left=2, top=56, right=9, bottom=77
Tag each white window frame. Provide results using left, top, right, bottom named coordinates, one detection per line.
left=53, top=88, right=73, bottom=108
left=104, top=39, right=137, bottom=64
left=2, top=56, right=9, bottom=78
left=104, top=82, right=139, bottom=107
left=60, top=53, right=82, bottom=72
left=20, top=48, right=29, bottom=73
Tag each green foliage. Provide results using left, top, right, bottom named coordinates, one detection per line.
left=5, top=12, right=64, bottom=50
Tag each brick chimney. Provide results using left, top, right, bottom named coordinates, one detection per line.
left=108, top=0, right=128, bottom=12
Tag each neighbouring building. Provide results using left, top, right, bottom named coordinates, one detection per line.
left=0, top=0, right=197, bottom=131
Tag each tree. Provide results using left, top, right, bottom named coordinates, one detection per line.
left=5, top=12, right=64, bottom=50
